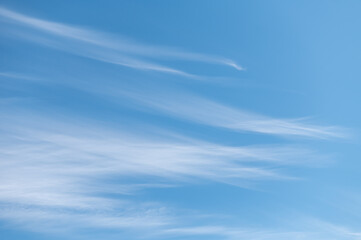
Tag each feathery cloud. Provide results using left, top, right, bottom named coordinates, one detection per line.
left=0, top=7, right=244, bottom=77
left=0, top=112, right=326, bottom=234
left=109, top=89, right=345, bottom=139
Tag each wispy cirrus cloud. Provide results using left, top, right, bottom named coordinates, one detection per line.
left=0, top=7, right=244, bottom=77
left=106, top=88, right=345, bottom=139
left=161, top=220, right=361, bottom=240
left=0, top=111, right=326, bottom=235
left=1, top=68, right=344, bottom=139
left=0, top=6, right=352, bottom=240
left=0, top=6, right=343, bottom=139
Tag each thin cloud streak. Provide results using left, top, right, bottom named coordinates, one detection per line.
left=0, top=113, right=323, bottom=233
left=0, top=7, right=244, bottom=76
left=162, top=227, right=361, bottom=240
left=112, top=89, right=345, bottom=139
left=0, top=5, right=354, bottom=240
left=0, top=69, right=344, bottom=139
left=161, top=218, right=361, bottom=240
left=0, top=117, right=351, bottom=240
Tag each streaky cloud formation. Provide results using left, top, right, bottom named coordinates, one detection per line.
left=161, top=219, right=361, bottom=240
left=0, top=113, right=351, bottom=240
left=1, top=69, right=344, bottom=140
left=0, top=6, right=345, bottom=138
left=0, top=3, right=356, bottom=240
left=0, top=7, right=244, bottom=77
left=0, top=112, right=322, bottom=232
left=112, top=88, right=345, bottom=139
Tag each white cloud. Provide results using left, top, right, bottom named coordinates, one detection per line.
left=0, top=113, right=325, bottom=234
left=161, top=218, right=361, bottom=240
left=0, top=6, right=351, bottom=240
left=0, top=7, right=244, bottom=77
left=110, top=89, right=345, bottom=139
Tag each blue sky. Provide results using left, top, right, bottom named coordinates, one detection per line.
left=1, top=1, right=361, bottom=239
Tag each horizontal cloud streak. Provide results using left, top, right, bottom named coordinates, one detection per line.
left=0, top=112, right=325, bottom=234
left=0, top=6, right=351, bottom=240
left=162, top=220, right=361, bottom=240
left=0, top=7, right=244, bottom=77
left=112, top=89, right=344, bottom=139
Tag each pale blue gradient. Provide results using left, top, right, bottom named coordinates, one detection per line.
left=1, top=1, right=361, bottom=240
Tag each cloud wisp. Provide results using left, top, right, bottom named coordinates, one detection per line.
left=0, top=6, right=352, bottom=240
left=0, top=7, right=244, bottom=77
left=0, top=112, right=325, bottom=234
left=161, top=219, right=361, bottom=240
left=0, top=67, right=345, bottom=139
left=0, top=6, right=344, bottom=139
left=108, top=88, right=345, bottom=139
